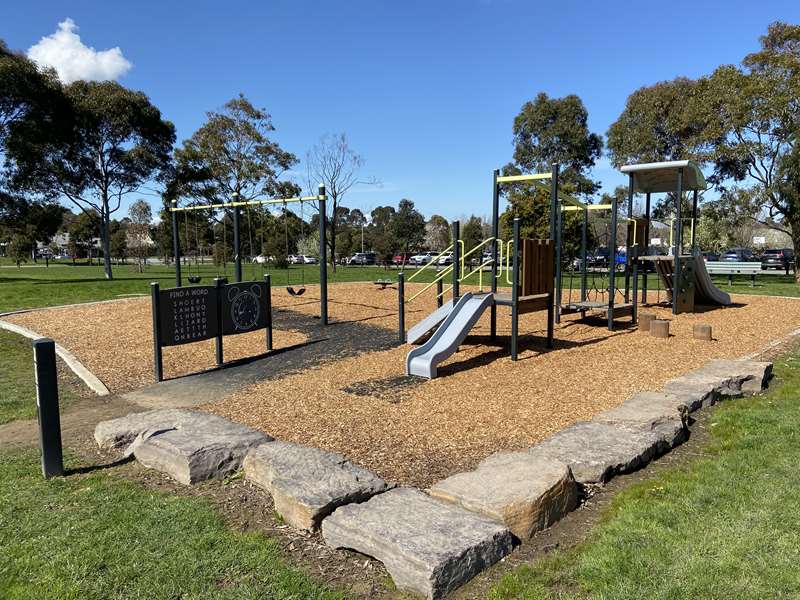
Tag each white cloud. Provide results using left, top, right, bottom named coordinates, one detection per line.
left=27, top=18, right=132, bottom=84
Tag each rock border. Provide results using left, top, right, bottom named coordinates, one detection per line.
left=94, top=356, right=774, bottom=599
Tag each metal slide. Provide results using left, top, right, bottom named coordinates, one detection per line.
left=693, top=255, right=731, bottom=306
left=406, top=299, right=455, bottom=344
left=406, top=292, right=494, bottom=379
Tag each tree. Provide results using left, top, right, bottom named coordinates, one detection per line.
left=390, top=199, right=425, bottom=256
left=305, top=133, right=379, bottom=270
left=68, top=210, right=99, bottom=262
left=369, top=205, right=396, bottom=260
left=696, top=22, right=800, bottom=276
left=424, top=215, right=450, bottom=251
left=110, top=223, right=128, bottom=264
left=128, top=199, right=152, bottom=272
left=297, top=230, right=320, bottom=258
left=461, top=215, right=484, bottom=255
left=10, top=81, right=175, bottom=279
left=607, top=78, right=714, bottom=168
left=501, top=93, right=603, bottom=250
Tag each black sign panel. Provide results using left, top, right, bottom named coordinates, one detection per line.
left=159, top=285, right=219, bottom=346
left=221, top=281, right=268, bottom=335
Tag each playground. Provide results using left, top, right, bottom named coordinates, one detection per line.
left=8, top=280, right=800, bottom=487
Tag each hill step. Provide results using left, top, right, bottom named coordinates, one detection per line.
left=243, top=441, right=392, bottom=530
left=592, top=391, right=689, bottom=448
left=322, top=487, right=514, bottom=600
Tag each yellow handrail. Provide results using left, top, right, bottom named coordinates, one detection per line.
left=407, top=264, right=453, bottom=303
left=407, top=243, right=454, bottom=283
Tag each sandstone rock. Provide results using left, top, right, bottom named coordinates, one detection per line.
left=697, top=359, right=772, bottom=395
left=94, top=408, right=205, bottom=452
left=429, top=452, right=577, bottom=540
left=133, top=417, right=270, bottom=485
left=527, top=421, right=666, bottom=484
left=322, top=488, right=514, bottom=599
left=244, top=442, right=392, bottom=530
left=593, top=391, right=689, bottom=447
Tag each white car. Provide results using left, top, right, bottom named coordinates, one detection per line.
left=410, top=252, right=434, bottom=265
left=290, top=254, right=317, bottom=264
left=437, top=251, right=454, bottom=266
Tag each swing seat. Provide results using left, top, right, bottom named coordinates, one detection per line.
left=188, top=275, right=202, bottom=284
left=286, top=286, right=306, bottom=297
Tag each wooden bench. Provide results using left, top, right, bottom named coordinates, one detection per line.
left=704, top=261, right=761, bottom=287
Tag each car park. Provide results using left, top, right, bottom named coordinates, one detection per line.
left=392, top=252, right=413, bottom=265
left=701, top=251, right=720, bottom=262
left=409, top=252, right=434, bottom=265
left=348, top=252, right=376, bottom=265
left=437, top=251, right=454, bottom=266
left=720, top=248, right=756, bottom=262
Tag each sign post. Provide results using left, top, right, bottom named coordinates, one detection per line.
left=33, top=338, right=63, bottom=479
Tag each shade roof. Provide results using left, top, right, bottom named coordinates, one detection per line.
left=620, top=160, right=706, bottom=193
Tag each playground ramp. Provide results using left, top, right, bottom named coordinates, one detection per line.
left=654, top=255, right=731, bottom=306
left=406, top=299, right=455, bottom=344
left=407, top=292, right=494, bottom=379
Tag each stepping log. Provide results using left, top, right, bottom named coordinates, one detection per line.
left=243, top=442, right=392, bottom=530
left=429, top=452, right=577, bottom=540
left=650, top=319, right=670, bottom=338
left=693, top=323, right=712, bottom=341
left=638, top=312, right=655, bottom=332
left=95, top=409, right=272, bottom=485
left=526, top=421, right=667, bottom=484
left=322, top=488, right=514, bottom=600
left=592, top=392, right=689, bottom=448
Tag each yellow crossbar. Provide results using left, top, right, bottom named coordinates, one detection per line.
left=170, top=194, right=324, bottom=212
left=561, top=203, right=613, bottom=212
left=496, top=173, right=552, bottom=183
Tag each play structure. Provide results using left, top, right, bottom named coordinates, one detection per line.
left=399, top=167, right=558, bottom=379
left=620, top=160, right=731, bottom=314
left=168, top=186, right=330, bottom=325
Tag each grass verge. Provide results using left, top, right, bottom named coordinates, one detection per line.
left=489, top=351, right=800, bottom=599
left=0, top=449, right=348, bottom=599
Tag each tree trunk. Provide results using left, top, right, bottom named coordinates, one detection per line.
left=791, top=221, right=800, bottom=283
left=102, top=201, right=113, bottom=279
left=329, top=208, right=337, bottom=273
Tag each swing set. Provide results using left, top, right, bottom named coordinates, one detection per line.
left=168, top=184, right=330, bottom=325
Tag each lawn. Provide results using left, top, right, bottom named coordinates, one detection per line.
left=0, top=449, right=348, bottom=600
left=489, top=350, right=800, bottom=600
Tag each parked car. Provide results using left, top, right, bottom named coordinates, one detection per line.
left=392, top=252, right=413, bottom=265
left=761, top=248, right=794, bottom=270
left=299, top=255, right=317, bottom=264
left=720, top=248, right=756, bottom=262
left=437, top=251, right=454, bottom=266
left=701, top=251, right=720, bottom=262
left=410, top=252, right=434, bottom=265
left=252, top=255, right=267, bottom=264
left=348, top=252, right=376, bottom=265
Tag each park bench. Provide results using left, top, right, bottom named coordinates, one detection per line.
left=704, top=261, right=761, bottom=287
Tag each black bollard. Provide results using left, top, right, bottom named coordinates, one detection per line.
left=33, top=338, right=63, bottom=479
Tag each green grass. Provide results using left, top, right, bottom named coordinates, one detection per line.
left=0, top=329, right=84, bottom=424
left=0, top=449, right=348, bottom=600
left=489, top=352, right=800, bottom=600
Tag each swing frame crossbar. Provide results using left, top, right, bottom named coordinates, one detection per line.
left=169, top=185, right=330, bottom=326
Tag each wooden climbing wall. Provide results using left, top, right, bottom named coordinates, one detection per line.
left=521, top=239, right=554, bottom=296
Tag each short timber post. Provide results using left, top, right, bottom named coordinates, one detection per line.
left=33, top=338, right=63, bottom=479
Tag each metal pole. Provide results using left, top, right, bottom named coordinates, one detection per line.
left=608, top=197, right=618, bottom=331
left=33, top=338, right=63, bottom=479
left=581, top=207, right=588, bottom=302
left=214, top=277, right=225, bottom=365
left=555, top=199, right=563, bottom=324
left=511, top=218, right=520, bottom=360
left=398, top=272, right=405, bottom=342
left=232, top=198, right=242, bottom=282
left=150, top=282, right=163, bottom=382
left=691, top=189, right=698, bottom=250
left=673, top=169, right=683, bottom=315
left=549, top=163, right=559, bottom=240
left=642, top=192, right=651, bottom=304
left=490, top=169, right=499, bottom=339
left=437, top=278, right=443, bottom=308
left=318, top=184, right=328, bottom=326
left=171, top=200, right=181, bottom=288
left=624, top=174, right=634, bottom=302
left=452, top=220, right=460, bottom=300
left=264, top=274, right=273, bottom=351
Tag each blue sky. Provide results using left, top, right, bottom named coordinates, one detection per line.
left=4, top=1, right=799, bottom=221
